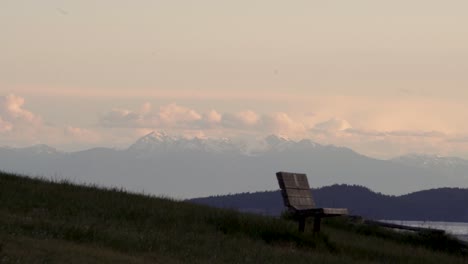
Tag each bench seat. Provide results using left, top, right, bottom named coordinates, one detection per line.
left=297, top=208, right=349, bottom=217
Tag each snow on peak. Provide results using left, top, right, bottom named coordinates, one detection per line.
left=246, top=134, right=320, bottom=154
left=264, top=134, right=291, bottom=146
left=128, top=131, right=240, bottom=154
left=20, top=144, right=60, bottom=155
left=127, top=131, right=322, bottom=156
left=128, top=131, right=176, bottom=152
left=140, top=131, right=174, bottom=143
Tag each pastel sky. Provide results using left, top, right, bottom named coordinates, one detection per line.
left=2, top=0, right=468, bottom=158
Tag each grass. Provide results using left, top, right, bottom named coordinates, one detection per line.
left=0, top=171, right=467, bottom=263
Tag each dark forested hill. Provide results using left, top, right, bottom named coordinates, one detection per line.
left=189, top=185, right=468, bottom=221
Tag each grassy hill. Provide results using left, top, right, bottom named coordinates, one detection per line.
left=0, top=172, right=467, bottom=264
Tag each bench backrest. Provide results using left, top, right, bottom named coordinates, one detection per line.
left=276, top=171, right=316, bottom=211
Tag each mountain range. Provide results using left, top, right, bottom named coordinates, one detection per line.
left=0, top=131, right=467, bottom=198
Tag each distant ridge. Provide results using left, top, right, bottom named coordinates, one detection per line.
left=190, top=185, right=468, bottom=222
left=391, top=154, right=468, bottom=170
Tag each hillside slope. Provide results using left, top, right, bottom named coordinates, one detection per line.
left=0, top=172, right=467, bottom=263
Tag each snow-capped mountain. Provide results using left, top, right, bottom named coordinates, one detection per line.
left=17, top=144, right=61, bottom=155
left=127, top=131, right=323, bottom=156
left=1, top=131, right=468, bottom=198
left=127, top=131, right=242, bottom=154
left=261, top=134, right=297, bottom=152
left=127, top=131, right=178, bottom=153
left=0, top=144, right=61, bottom=155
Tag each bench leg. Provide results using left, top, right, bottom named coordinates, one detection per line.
left=313, top=217, right=321, bottom=233
left=298, top=217, right=306, bottom=233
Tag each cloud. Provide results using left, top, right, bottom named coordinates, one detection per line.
left=219, top=111, right=307, bottom=136
left=383, top=130, right=446, bottom=138
left=140, top=102, right=152, bottom=114
left=100, top=109, right=144, bottom=128
left=196, top=110, right=222, bottom=129
left=310, top=118, right=446, bottom=140
left=344, top=128, right=446, bottom=138
left=0, top=94, right=42, bottom=132
left=64, top=126, right=101, bottom=143
left=313, top=118, right=352, bottom=132
left=306, top=117, right=454, bottom=158
left=221, top=110, right=259, bottom=128
left=0, top=94, right=34, bottom=121
left=99, top=104, right=251, bottom=130
left=100, top=103, right=204, bottom=129
left=158, top=104, right=202, bottom=126
left=0, top=94, right=47, bottom=146
left=99, top=103, right=308, bottom=137
left=259, top=112, right=306, bottom=135
left=204, top=110, right=222, bottom=124
left=0, top=117, right=13, bottom=133
left=0, top=94, right=104, bottom=149
left=446, top=136, right=468, bottom=143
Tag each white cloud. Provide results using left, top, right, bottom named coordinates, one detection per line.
left=385, top=130, right=446, bottom=138
left=236, top=111, right=260, bottom=126
left=205, top=110, right=222, bottom=124
left=196, top=110, right=222, bottom=129
left=447, top=136, right=468, bottom=143
left=0, top=117, right=13, bottom=133
left=313, top=118, right=352, bottom=132
left=0, top=94, right=42, bottom=132
left=343, top=128, right=446, bottom=138
left=221, top=110, right=259, bottom=129
left=99, top=104, right=308, bottom=138
left=100, top=109, right=144, bottom=128
left=218, top=111, right=306, bottom=136
left=260, top=112, right=306, bottom=136
left=0, top=94, right=48, bottom=147
left=0, top=94, right=104, bottom=149
left=305, top=116, right=458, bottom=158
left=0, top=94, right=34, bottom=121
left=100, top=103, right=204, bottom=129
left=140, top=102, right=152, bottom=114
left=158, top=103, right=202, bottom=126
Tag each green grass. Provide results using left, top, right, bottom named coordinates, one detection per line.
left=0, top=171, right=467, bottom=263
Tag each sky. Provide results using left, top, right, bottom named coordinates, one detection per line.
left=1, top=0, right=468, bottom=158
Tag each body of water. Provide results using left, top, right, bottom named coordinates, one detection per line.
left=382, top=220, right=468, bottom=243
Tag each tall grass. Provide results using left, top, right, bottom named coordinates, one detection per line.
left=1, top=171, right=467, bottom=263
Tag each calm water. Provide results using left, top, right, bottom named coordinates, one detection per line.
left=382, top=220, right=468, bottom=242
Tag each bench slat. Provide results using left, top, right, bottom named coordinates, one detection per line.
left=277, top=172, right=310, bottom=189
left=283, top=189, right=313, bottom=198
left=277, top=172, right=317, bottom=210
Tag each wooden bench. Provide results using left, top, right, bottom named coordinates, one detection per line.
left=276, top=171, right=348, bottom=233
